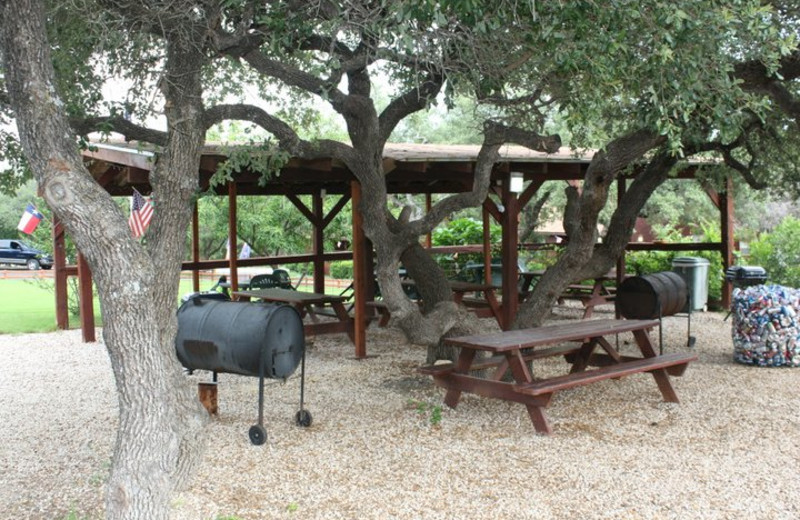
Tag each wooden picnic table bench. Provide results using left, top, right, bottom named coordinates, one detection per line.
left=365, top=280, right=504, bottom=327
left=519, top=270, right=621, bottom=319
left=232, top=288, right=355, bottom=344
left=419, top=318, right=696, bottom=435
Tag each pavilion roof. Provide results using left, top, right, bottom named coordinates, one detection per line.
left=81, top=141, right=692, bottom=197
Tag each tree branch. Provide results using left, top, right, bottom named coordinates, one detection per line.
left=378, top=72, right=445, bottom=143
left=70, top=115, right=168, bottom=146
left=239, top=49, right=349, bottom=111
left=203, top=103, right=354, bottom=161
left=483, top=121, right=562, bottom=153
left=736, top=50, right=800, bottom=121
left=578, top=152, right=677, bottom=279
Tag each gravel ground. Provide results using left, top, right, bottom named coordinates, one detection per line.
left=1, top=305, right=799, bottom=520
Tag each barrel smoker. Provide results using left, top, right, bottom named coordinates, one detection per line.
left=176, top=297, right=311, bottom=445
left=616, top=271, right=694, bottom=351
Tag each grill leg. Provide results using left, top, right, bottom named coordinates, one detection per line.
left=299, top=347, right=306, bottom=412
left=295, top=344, right=313, bottom=427
left=248, top=350, right=268, bottom=445
left=257, top=373, right=265, bottom=428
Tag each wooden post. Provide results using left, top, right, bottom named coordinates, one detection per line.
left=77, top=252, right=95, bottom=342
left=720, top=176, right=734, bottom=308
left=191, top=201, right=200, bottom=292
left=351, top=180, right=367, bottom=358
left=500, top=177, right=519, bottom=330
left=52, top=216, right=69, bottom=330
left=425, top=193, right=432, bottom=248
left=704, top=178, right=735, bottom=309
left=482, top=204, right=491, bottom=284
left=227, top=182, right=239, bottom=294
left=312, top=190, right=325, bottom=295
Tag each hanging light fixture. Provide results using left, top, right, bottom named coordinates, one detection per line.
left=509, top=172, right=525, bottom=193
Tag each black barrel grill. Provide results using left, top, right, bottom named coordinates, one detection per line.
left=724, top=266, right=767, bottom=321
left=176, top=297, right=310, bottom=445
left=616, top=271, right=694, bottom=351
left=725, top=265, right=767, bottom=287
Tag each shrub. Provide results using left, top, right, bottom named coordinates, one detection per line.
left=625, top=249, right=674, bottom=276
left=749, top=216, right=800, bottom=288
left=431, top=217, right=501, bottom=277
left=329, top=260, right=353, bottom=280
left=624, top=221, right=725, bottom=303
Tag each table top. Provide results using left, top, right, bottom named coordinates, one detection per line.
left=232, top=288, right=345, bottom=305
left=444, top=318, right=660, bottom=352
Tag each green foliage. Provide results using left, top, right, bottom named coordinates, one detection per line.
left=639, top=179, right=718, bottom=234
left=193, top=194, right=353, bottom=262
left=329, top=260, right=353, bottom=280
left=432, top=217, right=491, bottom=246
left=431, top=217, right=501, bottom=277
left=519, top=248, right=560, bottom=271
left=625, top=222, right=725, bottom=302
left=0, top=181, right=41, bottom=237
left=0, top=129, right=32, bottom=194
left=211, top=141, right=291, bottom=188
left=625, top=249, right=674, bottom=276
left=748, top=216, right=800, bottom=288
left=693, top=220, right=725, bottom=303
left=406, top=399, right=443, bottom=427
left=390, top=95, right=491, bottom=145
left=62, top=510, right=92, bottom=520
left=515, top=1, right=793, bottom=154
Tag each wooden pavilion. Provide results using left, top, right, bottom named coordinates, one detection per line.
left=63, top=142, right=735, bottom=354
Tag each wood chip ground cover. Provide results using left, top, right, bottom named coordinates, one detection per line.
left=0, top=305, right=798, bottom=519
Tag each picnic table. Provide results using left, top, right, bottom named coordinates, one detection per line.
left=437, top=280, right=502, bottom=325
left=232, top=288, right=355, bottom=344
left=419, top=318, right=696, bottom=434
left=519, top=270, right=620, bottom=318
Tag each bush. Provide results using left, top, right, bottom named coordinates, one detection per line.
left=329, top=260, right=353, bottom=280
left=625, top=249, right=674, bottom=276
left=431, top=217, right=501, bottom=277
left=624, top=221, right=725, bottom=303
left=749, top=216, right=800, bottom=288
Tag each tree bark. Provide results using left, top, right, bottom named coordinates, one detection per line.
left=0, top=2, right=208, bottom=518
left=514, top=131, right=669, bottom=328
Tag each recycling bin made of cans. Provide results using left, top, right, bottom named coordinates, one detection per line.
left=176, top=298, right=311, bottom=445
left=731, top=284, right=800, bottom=367
left=672, top=256, right=710, bottom=312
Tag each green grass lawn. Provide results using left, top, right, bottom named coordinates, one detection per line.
left=0, top=279, right=68, bottom=334
left=0, top=278, right=216, bottom=335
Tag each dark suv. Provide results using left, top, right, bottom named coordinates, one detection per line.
left=0, top=239, right=54, bottom=270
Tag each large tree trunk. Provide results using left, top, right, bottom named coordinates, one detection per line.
left=515, top=134, right=674, bottom=328
left=0, top=2, right=208, bottom=518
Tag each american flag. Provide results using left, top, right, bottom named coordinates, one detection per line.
left=128, top=188, right=153, bottom=238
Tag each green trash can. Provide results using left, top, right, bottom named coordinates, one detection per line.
left=672, top=256, right=710, bottom=312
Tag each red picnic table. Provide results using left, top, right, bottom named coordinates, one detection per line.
left=419, top=318, right=696, bottom=434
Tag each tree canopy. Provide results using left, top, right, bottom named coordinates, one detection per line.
left=4, top=1, right=800, bottom=518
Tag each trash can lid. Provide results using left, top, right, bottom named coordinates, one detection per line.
left=672, top=256, right=710, bottom=266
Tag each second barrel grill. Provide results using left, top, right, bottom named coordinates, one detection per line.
left=176, top=297, right=311, bottom=445
left=616, top=271, right=694, bottom=350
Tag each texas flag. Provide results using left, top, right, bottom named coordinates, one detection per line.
left=17, top=204, right=43, bottom=234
